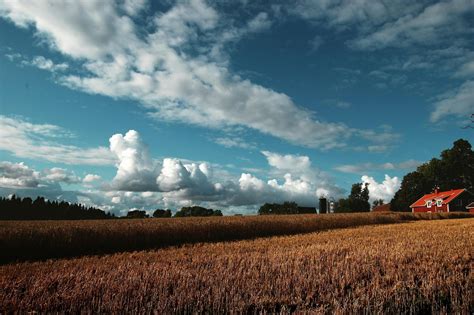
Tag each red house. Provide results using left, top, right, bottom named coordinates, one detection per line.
left=410, top=188, right=471, bottom=213
left=466, top=202, right=474, bottom=213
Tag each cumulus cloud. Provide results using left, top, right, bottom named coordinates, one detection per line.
left=109, top=130, right=157, bottom=191
left=0, top=161, right=82, bottom=188
left=0, top=130, right=347, bottom=213
left=0, top=161, right=40, bottom=188
left=0, top=161, right=90, bottom=205
left=107, top=130, right=343, bottom=207
left=335, top=159, right=422, bottom=174
left=232, top=172, right=316, bottom=207
left=42, top=167, right=80, bottom=184
left=262, top=151, right=311, bottom=174
left=0, top=0, right=398, bottom=150
left=0, top=115, right=115, bottom=165
left=361, top=174, right=400, bottom=203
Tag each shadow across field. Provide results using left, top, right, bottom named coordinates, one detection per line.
left=0, top=212, right=472, bottom=264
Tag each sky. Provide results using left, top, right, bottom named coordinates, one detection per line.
left=0, top=0, right=473, bottom=215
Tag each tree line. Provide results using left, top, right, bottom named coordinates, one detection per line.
left=125, top=206, right=223, bottom=218
left=258, top=202, right=316, bottom=215
left=0, top=195, right=114, bottom=220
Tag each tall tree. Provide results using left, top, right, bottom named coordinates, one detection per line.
left=335, top=183, right=370, bottom=212
left=391, top=139, right=474, bottom=211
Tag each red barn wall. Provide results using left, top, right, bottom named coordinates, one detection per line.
left=412, top=204, right=449, bottom=213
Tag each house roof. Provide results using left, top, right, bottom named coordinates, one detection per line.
left=466, top=202, right=474, bottom=209
left=372, top=203, right=390, bottom=212
left=410, top=189, right=465, bottom=208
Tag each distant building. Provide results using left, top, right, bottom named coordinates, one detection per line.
left=372, top=203, right=391, bottom=212
left=410, top=188, right=472, bottom=213
left=319, top=198, right=327, bottom=214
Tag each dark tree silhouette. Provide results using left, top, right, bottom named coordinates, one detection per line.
left=174, top=206, right=222, bottom=217
left=335, top=183, right=370, bottom=213
left=153, top=209, right=172, bottom=218
left=126, top=210, right=149, bottom=219
left=390, top=139, right=474, bottom=211
left=258, top=201, right=316, bottom=215
left=0, top=195, right=114, bottom=220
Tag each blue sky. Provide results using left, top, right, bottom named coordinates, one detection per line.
left=0, top=0, right=473, bottom=215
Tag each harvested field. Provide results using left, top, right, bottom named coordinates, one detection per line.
left=0, top=219, right=473, bottom=313
left=0, top=212, right=472, bottom=263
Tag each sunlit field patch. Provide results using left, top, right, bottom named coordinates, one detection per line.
left=0, top=218, right=472, bottom=313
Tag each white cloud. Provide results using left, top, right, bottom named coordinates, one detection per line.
left=431, top=80, right=474, bottom=122
left=0, top=161, right=83, bottom=188
left=26, top=56, right=68, bottom=72
left=262, top=150, right=311, bottom=174
left=291, top=1, right=474, bottom=125
left=291, top=0, right=473, bottom=52
left=455, top=59, right=474, bottom=78
left=0, top=0, right=398, bottom=151
left=348, top=0, right=474, bottom=50
left=109, top=130, right=157, bottom=191
left=0, top=161, right=91, bottom=206
left=0, top=115, right=116, bottom=165
left=121, top=0, right=147, bottom=17
left=106, top=130, right=343, bottom=207
left=214, top=137, right=256, bottom=149
left=361, top=174, right=400, bottom=203
left=0, top=0, right=139, bottom=59
left=0, top=161, right=40, bottom=188
left=108, top=130, right=217, bottom=196
left=42, top=167, right=80, bottom=184
left=83, top=174, right=102, bottom=183
left=246, top=12, right=272, bottom=33
left=291, top=0, right=425, bottom=32
left=335, top=159, right=422, bottom=174
left=0, top=131, right=347, bottom=212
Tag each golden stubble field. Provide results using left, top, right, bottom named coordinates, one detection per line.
left=1, top=218, right=472, bottom=313
left=1, top=211, right=471, bottom=263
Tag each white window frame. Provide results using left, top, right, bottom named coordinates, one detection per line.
left=436, top=199, right=442, bottom=207
left=426, top=200, right=432, bottom=208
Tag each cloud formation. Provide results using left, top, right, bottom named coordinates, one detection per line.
left=290, top=0, right=474, bottom=123
left=0, top=161, right=90, bottom=205
left=361, top=175, right=400, bottom=204
left=0, top=0, right=398, bottom=150
left=106, top=130, right=344, bottom=208
left=431, top=80, right=474, bottom=122
left=0, top=161, right=40, bottom=188
left=2, top=129, right=411, bottom=213
left=0, top=116, right=115, bottom=165
left=26, top=56, right=69, bottom=72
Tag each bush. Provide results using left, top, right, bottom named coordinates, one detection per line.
left=153, top=209, right=172, bottom=218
